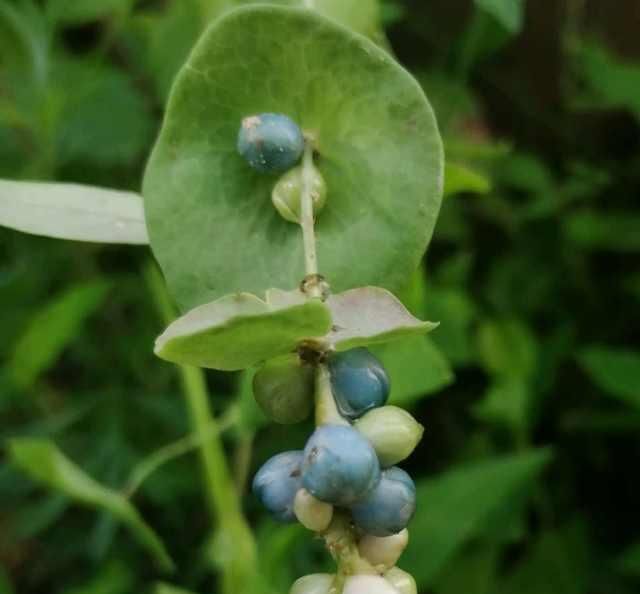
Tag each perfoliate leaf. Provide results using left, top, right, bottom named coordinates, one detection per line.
left=155, top=292, right=332, bottom=370
left=578, top=346, right=640, bottom=409
left=405, top=449, right=552, bottom=587
left=144, top=5, right=443, bottom=311
left=327, top=287, right=438, bottom=351
left=0, top=179, right=148, bottom=244
left=9, top=280, right=110, bottom=390
left=8, top=439, right=174, bottom=572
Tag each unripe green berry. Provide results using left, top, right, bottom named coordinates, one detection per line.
left=355, top=406, right=424, bottom=467
left=290, top=574, right=334, bottom=594
left=294, top=488, right=333, bottom=532
left=384, top=568, right=417, bottom=594
left=343, top=575, right=400, bottom=594
left=253, top=354, right=314, bottom=424
left=358, top=529, right=409, bottom=570
left=272, top=164, right=327, bottom=223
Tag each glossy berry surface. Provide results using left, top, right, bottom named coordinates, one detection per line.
left=351, top=467, right=416, bottom=537
left=302, top=424, right=380, bottom=506
left=237, top=113, right=304, bottom=173
left=252, top=450, right=303, bottom=523
left=328, top=348, right=390, bottom=420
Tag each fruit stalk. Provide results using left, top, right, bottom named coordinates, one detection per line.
left=300, top=140, right=320, bottom=283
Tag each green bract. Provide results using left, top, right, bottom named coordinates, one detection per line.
left=154, top=291, right=332, bottom=370
left=143, top=5, right=443, bottom=311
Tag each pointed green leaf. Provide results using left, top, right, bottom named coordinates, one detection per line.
left=444, top=162, right=491, bottom=197
left=327, top=287, right=438, bottom=351
left=144, top=5, right=443, bottom=311
left=8, top=439, right=174, bottom=572
left=405, top=449, right=552, bottom=586
left=155, top=292, right=332, bottom=370
left=9, top=281, right=110, bottom=390
left=474, top=0, right=525, bottom=34
left=0, top=179, right=149, bottom=244
left=578, top=346, right=640, bottom=409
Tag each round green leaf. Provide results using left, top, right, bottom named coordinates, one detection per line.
left=144, top=6, right=443, bottom=311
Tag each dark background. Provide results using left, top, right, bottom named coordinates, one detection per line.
left=1, top=1, right=639, bottom=593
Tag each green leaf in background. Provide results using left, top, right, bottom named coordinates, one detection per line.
left=564, top=210, right=640, bottom=252
left=496, top=522, right=590, bottom=594
left=0, top=567, right=14, bottom=594
left=8, top=439, right=174, bottom=571
left=474, top=0, right=525, bottom=34
left=144, top=5, right=443, bottom=311
left=155, top=291, right=332, bottom=371
left=424, top=288, right=477, bottom=366
left=46, top=0, right=133, bottom=26
left=615, top=542, right=640, bottom=577
left=477, top=319, right=537, bottom=379
left=474, top=377, right=531, bottom=432
left=435, top=545, right=499, bottom=594
left=374, top=335, right=453, bottom=407
left=0, top=180, right=148, bottom=244
left=52, top=60, right=154, bottom=167
left=153, top=583, right=199, bottom=594
left=326, top=287, right=438, bottom=351
left=9, top=280, right=110, bottom=390
left=578, top=346, right=640, bottom=409
left=571, top=42, right=640, bottom=119
left=61, top=561, right=134, bottom=594
left=404, top=449, right=552, bottom=587
left=444, top=162, right=491, bottom=197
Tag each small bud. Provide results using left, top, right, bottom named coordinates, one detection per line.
left=290, top=573, right=334, bottom=594
left=294, top=488, right=333, bottom=532
left=343, top=575, right=400, bottom=594
left=253, top=354, right=314, bottom=424
left=358, top=529, right=409, bottom=570
left=355, top=406, right=424, bottom=467
left=272, top=164, right=327, bottom=223
left=384, top=568, right=417, bottom=594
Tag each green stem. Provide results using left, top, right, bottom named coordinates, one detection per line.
left=124, top=414, right=236, bottom=498
left=300, top=141, right=319, bottom=279
left=315, top=365, right=349, bottom=427
left=145, top=263, right=257, bottom=594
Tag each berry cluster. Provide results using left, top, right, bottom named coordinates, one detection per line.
left=252, top=348, right=423, bottom=594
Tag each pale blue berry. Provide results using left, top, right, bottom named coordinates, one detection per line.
left=351, top=467, right=416, bottom=537
left=237, top=113, right=304, bottom=173
left=302, top=424, right=380, bottom=506
left=252, top=450, right=304, bottom=522
left=329, top=348, right=390, bottom=420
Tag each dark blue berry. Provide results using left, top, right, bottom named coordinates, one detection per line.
left=328, top=348, right=390, bottom=420
left=302, top=424, right=380, bottom=506
left=237, top=113, right=304, bottom=173
left=351, top=467, right=416, bottom=537
left=252, top=450, right=303, bottom=522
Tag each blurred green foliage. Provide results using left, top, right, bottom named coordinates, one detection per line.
left=1, top=1, right=639, bottom=593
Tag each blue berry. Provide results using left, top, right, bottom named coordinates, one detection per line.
left=252, top=451, right=303, bottom=522
left=237, top=113, right=304, bottom=173
left=302, top=424, right=380, bottom=506
left=351, top=467, right=416, bottom=537
left=328, top=348, right=390, bottom=420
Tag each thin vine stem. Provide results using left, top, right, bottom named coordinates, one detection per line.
left=124, top=414, right=236, bottom=498
left=144, top=263, right=257, bottom=594
left=300, top=140, right=319, bottom=278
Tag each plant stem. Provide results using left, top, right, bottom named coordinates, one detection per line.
left=315, top=365, right=349, bottom=426
left=144, top=263, right=257, bottom=594
left=300, top=141, right=319, bottom=278
left=124, top=415, right=236, bottom=498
